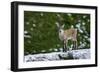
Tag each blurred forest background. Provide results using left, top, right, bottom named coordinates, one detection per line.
left=24, top=11, right=90, bottom=55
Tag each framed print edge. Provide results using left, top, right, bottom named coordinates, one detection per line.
left=11, top=2, right=18, bottom=71
left=95, top=7, right=98, bottom=66
left=11, top=1, right=98, bottom=72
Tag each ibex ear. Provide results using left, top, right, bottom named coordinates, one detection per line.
left=56, top=22, right=60, bottom=28
left=61, top=24, right=65, bottom=28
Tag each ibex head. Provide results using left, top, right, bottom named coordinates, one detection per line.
left=56, top=23, right=65, bottom=35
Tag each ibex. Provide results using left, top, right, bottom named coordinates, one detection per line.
left=56, top=23, right=77, bottom=52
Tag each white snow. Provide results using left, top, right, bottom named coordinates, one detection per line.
left=49, top=48, right=53, bottom=51
left=40, top=13, right=44, bottom=16
left=33, top=24, right=36, bottom=27
left=76, top=23, right=83, bottom=33
left=24, top=49, right=90, bottom=62
left=24, top=31, right=28, bottom=34
left=67, top=13, right=72, bottom=16
left=82, top=22, right=85, bottom=25
left=54, top=49, right=58, bottom=52
left=88, top=19, right=90, bottom=22
left=27, top=40, right=31, bottom=43
left=24, top=35, right=31, bottom=38
left=41, top=50, right=46, bottom=53
left=26, top=22, right=29, bottom=25
left=57, top=14, right=61, bottom=18
left=30, top=28, right=33, bottom=31
left=83, top=15, right=87, bottom=18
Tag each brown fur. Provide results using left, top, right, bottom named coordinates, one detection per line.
left=64, top=28, right=77, bottom=41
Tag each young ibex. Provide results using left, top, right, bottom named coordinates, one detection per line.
left=56, top=24, right=77, bottom=52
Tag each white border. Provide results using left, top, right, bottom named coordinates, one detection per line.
left=18, top=5, right=96, bottom=68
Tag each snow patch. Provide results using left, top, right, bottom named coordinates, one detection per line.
left=24, top=35, right=31, bottom=38
left=67, top=13, right=72, bottom=16
left=33, top=24, right=36, bottom=27
left=26, top=22, right=29, bottom=25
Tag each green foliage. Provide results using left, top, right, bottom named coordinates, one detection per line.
left=24, top=11, right=90, bottom=54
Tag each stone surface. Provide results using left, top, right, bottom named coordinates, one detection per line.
left=24, top=49, right=90, bottom=62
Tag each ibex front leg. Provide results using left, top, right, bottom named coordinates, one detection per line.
left=63, top=41, right=65, bottom=52
left=63, top=40, right=67, bottom=52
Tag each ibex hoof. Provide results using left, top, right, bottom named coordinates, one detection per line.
left=63, top=50, right=67, bottom=52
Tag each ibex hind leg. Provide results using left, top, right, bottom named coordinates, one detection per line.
left=63, top=44, right=65, bottom=52
left=64, top=44, right=68, bottom=52
left=75, top=40, right=77, bottom=50
left=63, top=42, right=67, bottom=52
left=64, top=41, right=67, bottom=52
left=73, top=41, right=77, bottom=50
left=63, top=45, right=65, bottom=52
left=65, top=44, right=68, bottom=52
left=62, top=41, right=65, bottom=52
left=73, top=41, right=75, bottom=50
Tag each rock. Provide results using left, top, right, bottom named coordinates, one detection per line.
left=25, top=49, right=90, bottom=62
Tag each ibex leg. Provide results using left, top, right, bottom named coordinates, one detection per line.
left=63, top=41, right=65, bottom=52
left=64, top=40, right=67, bottom=52
left=75, top=40, right=77, bottom=50
left=62, top=40, right=68, bottom=52
left=73, top=40, right=77, bottom=50
left=73, top=41, right=75, bottom=50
